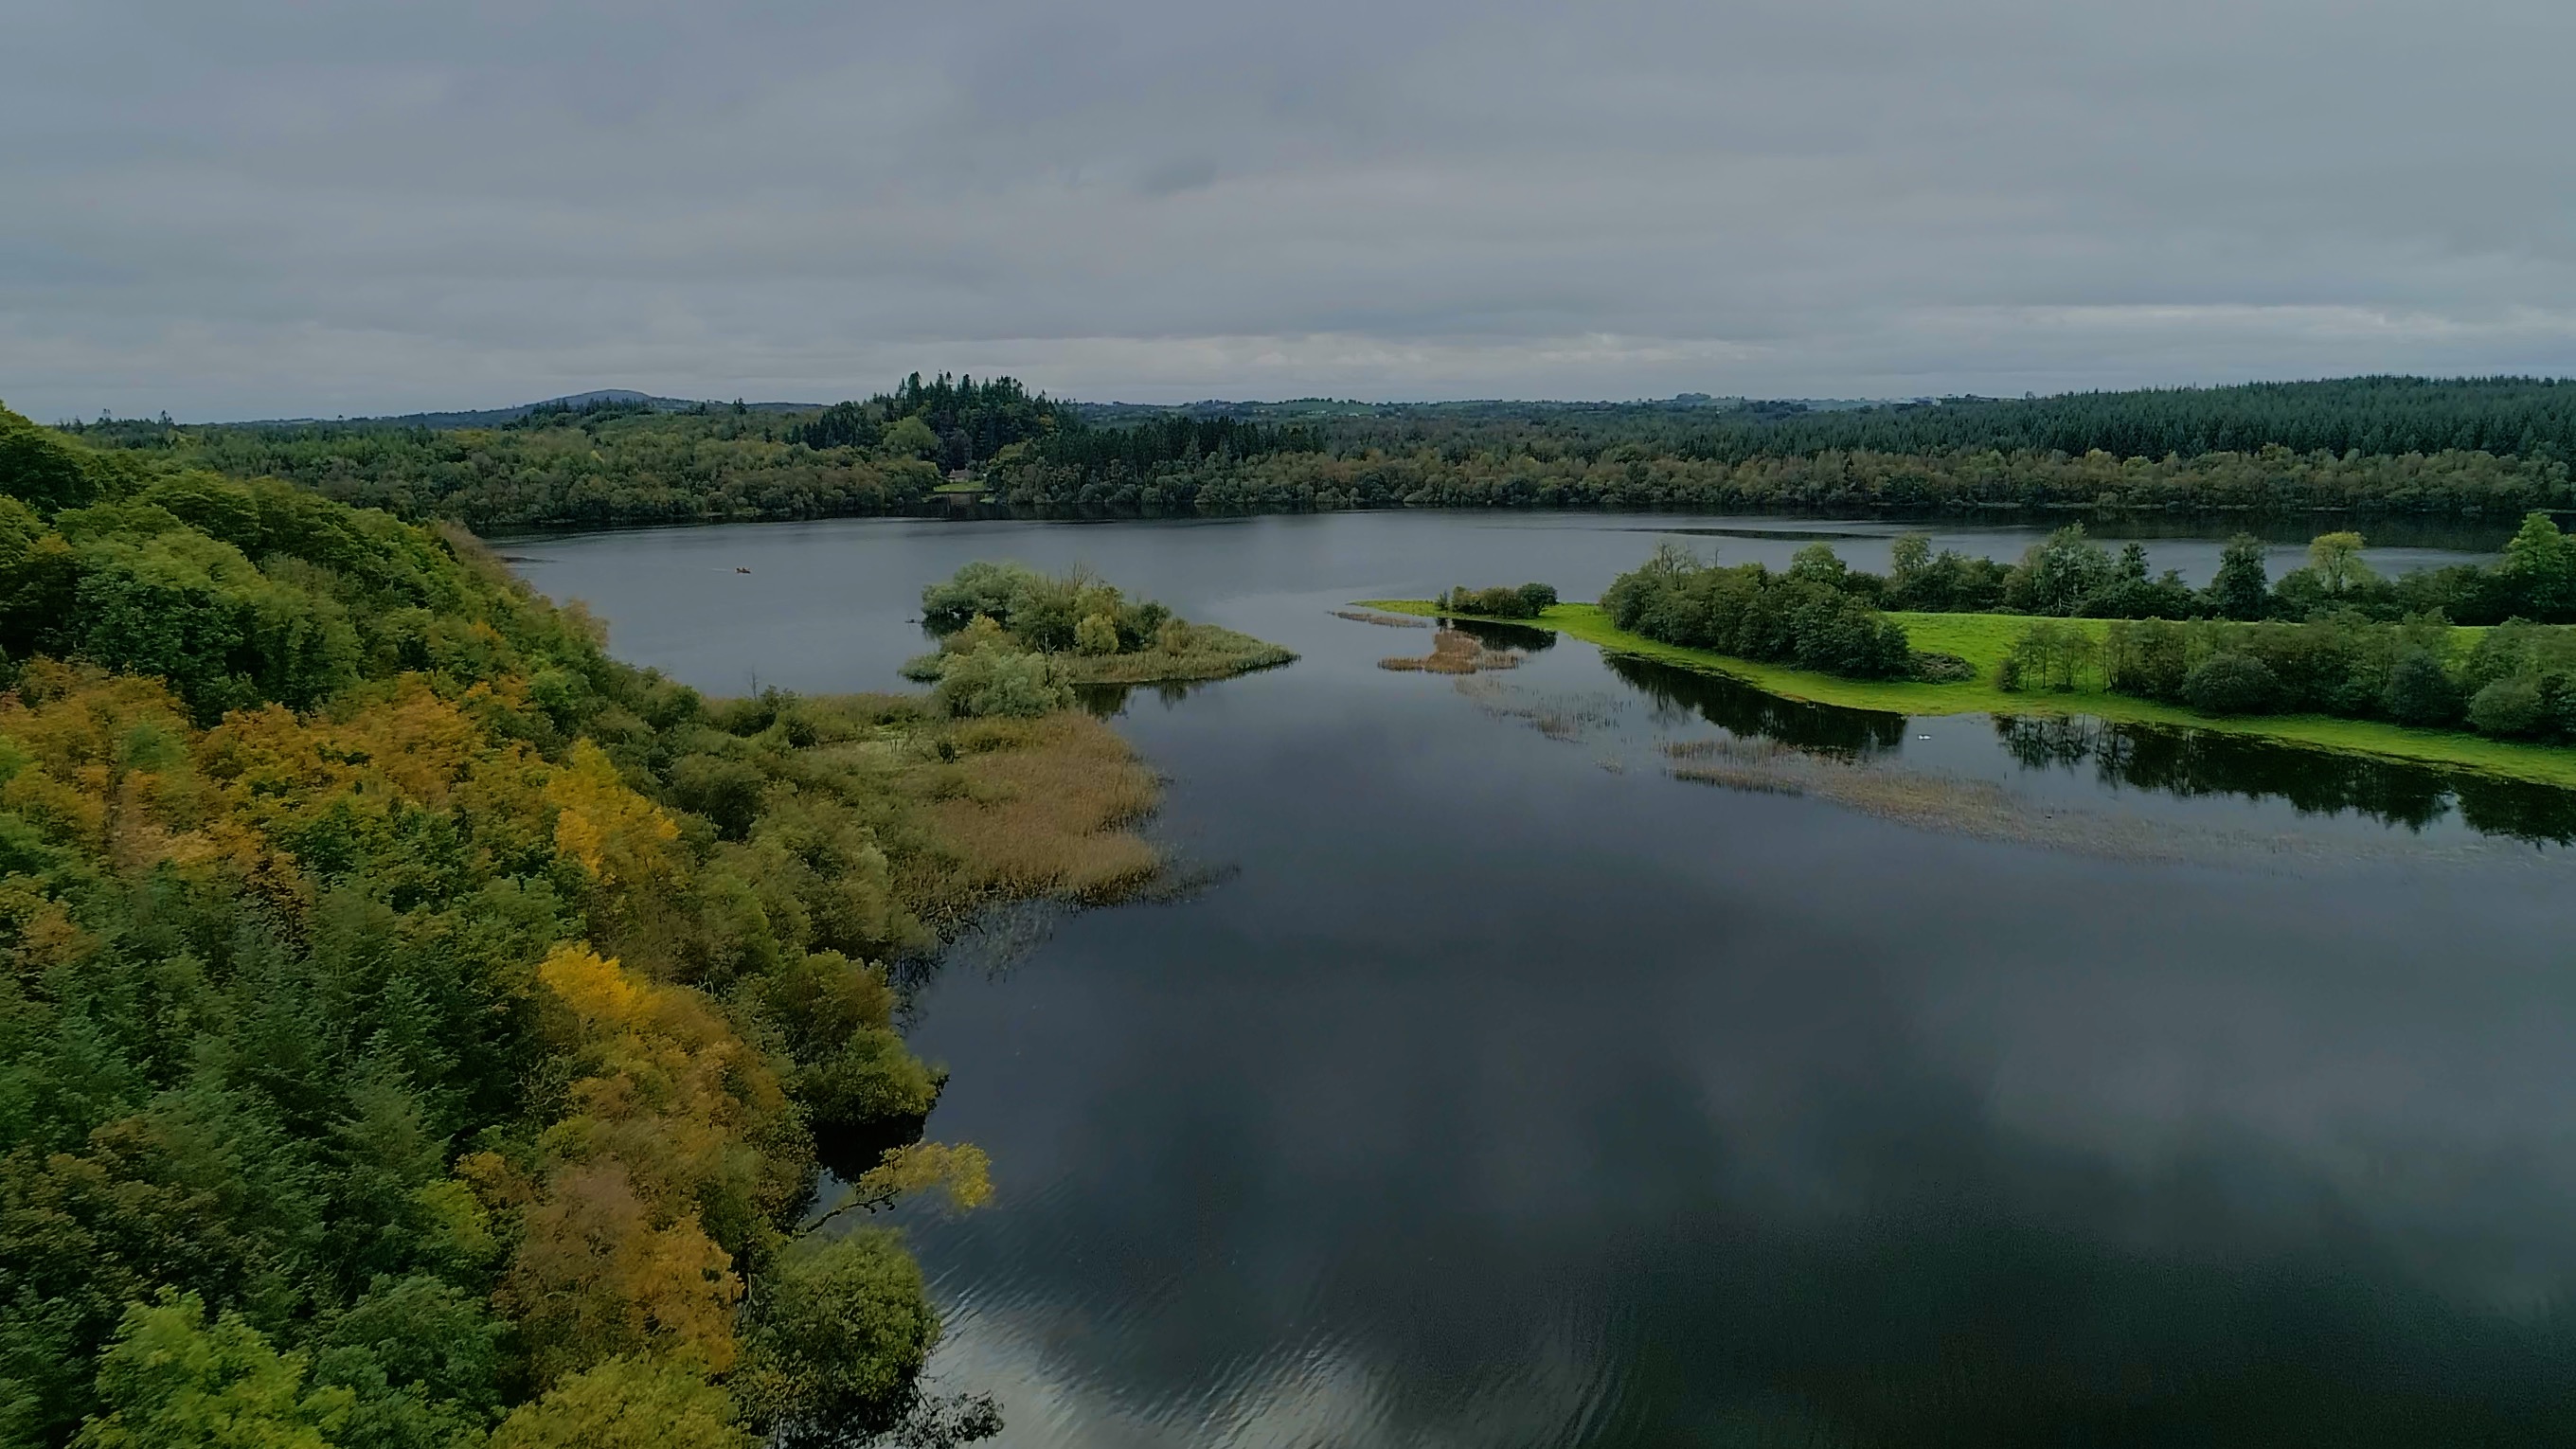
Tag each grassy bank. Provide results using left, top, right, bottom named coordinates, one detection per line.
left=1358, top=599, right=2576, bottom=788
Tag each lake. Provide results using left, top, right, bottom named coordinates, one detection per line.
left=511, top=511, right=2576, bottom=1447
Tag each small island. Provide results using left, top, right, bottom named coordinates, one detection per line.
left=903, top=562, right=1294, bottom=713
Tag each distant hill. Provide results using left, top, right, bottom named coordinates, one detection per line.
left=225, top=388, right=823, bottom=429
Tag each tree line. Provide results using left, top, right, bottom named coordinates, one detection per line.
left=0, top=402, right=1078, bottom=1446
left=57, top=373, right=2576, bottom=532
left=990, top=441, right=2570, bottom=516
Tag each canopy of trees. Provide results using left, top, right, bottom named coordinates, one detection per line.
left=0, top=403, right=1118, bottom=1447
left=68, top=375, right=2576, bottom=529
left=1602, top=545, right=1916, bottom=680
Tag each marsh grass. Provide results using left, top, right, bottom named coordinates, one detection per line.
left=1669, top=762, right=1809, bottom=796
left=747, top=693, right=1170, bottom=933
left=1332, top=609, right=1432, bottom=629
left=1381, top=629, right=1524, bottom=674
left=1056, top=623, right=1297, bottom=685
left=899, top=712, right=1164, bottom=917
left=1662, top=736, right=1798, bottom=765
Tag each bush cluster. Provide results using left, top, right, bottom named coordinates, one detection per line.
left=919, top=561, right=1172, bottom=654
left=1602, top=545, right=1913, bottom=679
left=1999, top=612, right=2576, bottom=742
left=1438, top=582, right=1558, bottom=618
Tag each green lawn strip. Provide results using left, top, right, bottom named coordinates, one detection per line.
left=1355, top=599, right=2576, bottom=787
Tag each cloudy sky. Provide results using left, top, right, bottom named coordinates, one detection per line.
left=6, top=0, right=2573, bottom=420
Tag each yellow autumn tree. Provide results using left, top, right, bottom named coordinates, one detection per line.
left=544, top=738, right=678, bottom=886
left=504, top=943, right=802, bottom=1385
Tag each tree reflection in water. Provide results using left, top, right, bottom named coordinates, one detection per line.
left=1599, top=651, right=2576, bottom=845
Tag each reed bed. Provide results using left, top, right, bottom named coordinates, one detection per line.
left=1661, top=736, right=1798, bottom=765
left=1454, top=678, right=1628, bottom=741
left=1331, top=609, right=1432, bottom=629
left=1380, top=629, right=1524, bottom=674
left=893, top=711, right=1166, bottom=918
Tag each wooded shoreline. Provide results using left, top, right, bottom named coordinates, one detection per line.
left=1361, top=599, right=2576, bottom=788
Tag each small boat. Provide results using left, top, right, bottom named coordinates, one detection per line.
left=735, top=566, right=752, bottom=574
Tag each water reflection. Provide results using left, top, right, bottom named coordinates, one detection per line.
left=1071, top=679, right=1223, bottom=717
left=1589, top=649, right=2576, bottom=846
left=1991, top=715, right=2576, bottom=846
left=1440, top=617, right=1561, bottom=653
left=1601, top=653, right=1909, bottom=757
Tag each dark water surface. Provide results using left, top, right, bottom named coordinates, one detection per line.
left=513, top=512, right=2576, bottom=1447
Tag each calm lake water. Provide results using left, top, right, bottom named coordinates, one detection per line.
left=512, top=512, right=2576, bottom=1447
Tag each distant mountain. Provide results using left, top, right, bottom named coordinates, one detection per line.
left=224, top=389, right=823, bottom=428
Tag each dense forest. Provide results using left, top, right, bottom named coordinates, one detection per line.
left=0, top=402, right=1169, bottom=1446
left=57, top=375, right=2576, bottom=531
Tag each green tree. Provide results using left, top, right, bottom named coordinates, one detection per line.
left=2003, top=526, right=2114, bottom=616
left=1888, top=532, right=1932, bottom=580
left=882, top=417, right=940, bottom=460
left=2208, top=534, right=2271, bottom=620
left=2496, top=511, right=2572, bottom=617
left=736, top=1230, right=940, bottom=1445
left=73, top=1294, right=353, bottom=1449
left=2307, top=531, right=2375, bottom=596
left=1785, top=543, right=1848, bottom=588
left=488, top=1357, right=749, bottom=1449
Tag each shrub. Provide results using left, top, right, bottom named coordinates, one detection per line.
left=931, top=645, right=1071, bottom=719
left=2181, top=653, right=2281, bottom=715
left=670, top=753, right=770, bottom=839
left=1074, top=613, right=1119, bottom=655
left=2382, top=649, right=2461, bottom=727
left=2468, top=675, right=2547, bottom=738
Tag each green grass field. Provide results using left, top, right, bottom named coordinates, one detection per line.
left=1358, top=599, right=2576, bottom=788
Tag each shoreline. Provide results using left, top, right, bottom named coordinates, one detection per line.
left=1358, top=599, right=2576, bottom=789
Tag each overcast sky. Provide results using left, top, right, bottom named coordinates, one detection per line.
left=6, top=0, right=2574, bottom=420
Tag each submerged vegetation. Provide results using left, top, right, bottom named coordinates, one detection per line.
left=0, top=403, right=1176, bottom=1446
left=900, top=562, right=1293, bottom=709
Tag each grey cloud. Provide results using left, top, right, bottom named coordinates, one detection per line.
left=3, top=0, right=2572, bottom=419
